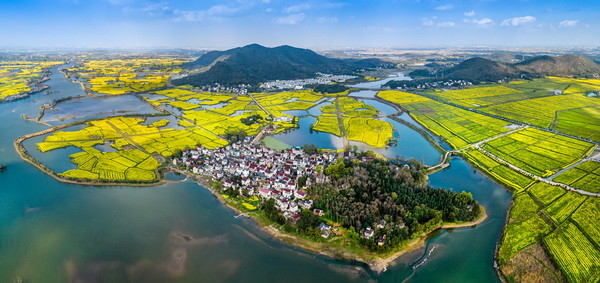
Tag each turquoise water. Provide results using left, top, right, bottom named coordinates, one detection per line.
left=349, top=72, right=412, bottom=89
left=41, top=94, right=159, bottom=126
left=0, top=68, right=512, bottom=282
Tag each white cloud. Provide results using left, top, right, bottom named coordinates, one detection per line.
left=283, top=4, right=311, bottom=14
left=421, top=16, right=437, bottom=26
left=422, top=20, right=434, bottom=26
left=107, top=0, right=134, bottom=5
left=422, top=17, right=454, bottom=28
left=559, top=20, right=579, bottom=27
left=464, top=11, right=476, bottom=17
left=173, top=5, right=241, bottom=22
left=435, top=4, right=454, bottom=11
left=464, top=18, right=494, bottom=27
left=317, top=17, right=338, bottom=24
left=437, top=21, right=455, bottom=27
left=276, top=13, right=305, bottom=25
left=501, top=16, right=536, bottom=26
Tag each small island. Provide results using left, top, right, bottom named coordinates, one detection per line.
left=174, top=139, right=485, bottom=272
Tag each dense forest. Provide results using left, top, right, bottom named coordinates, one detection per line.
left=268, top=156, right=481, bottom=252
left=312, top=84, right=349, bottom=94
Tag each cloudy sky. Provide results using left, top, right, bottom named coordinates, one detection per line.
left=1, top=0, right=598, bottom=49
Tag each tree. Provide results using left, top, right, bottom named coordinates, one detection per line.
left=224, top=128, right=247, bottom=142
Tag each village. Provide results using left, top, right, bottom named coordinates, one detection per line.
left=175, top=138, right=339, bottom=223
left=174, top=139, right=397, bottom=242
left=260, top=74, right=357, bottom=90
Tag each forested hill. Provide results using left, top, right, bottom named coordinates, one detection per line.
left=393, top=54, right=600, bottom=86
left=173, top=44, right=389, bottom=86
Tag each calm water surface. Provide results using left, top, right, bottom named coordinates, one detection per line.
left=0, top=67, right=511, bottom=282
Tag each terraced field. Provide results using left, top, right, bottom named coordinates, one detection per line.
left=481, top=128, right=595, bottom=177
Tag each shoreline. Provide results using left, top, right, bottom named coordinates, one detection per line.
left=10, top=79, right=494, bottom=274
left=14, top=120, right=490, bottom=274
left=180, top=166, right=488, bottom=274
left=14, top=115, right=172, bottom=188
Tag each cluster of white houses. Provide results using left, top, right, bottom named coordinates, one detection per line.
left=176, top=138, right=338, bottom=223
left=260, top=74, right=357, bottom=90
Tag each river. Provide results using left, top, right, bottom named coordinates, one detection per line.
left=0, top=69, right=512, bottom=282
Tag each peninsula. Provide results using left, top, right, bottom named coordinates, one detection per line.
left=175, top=139, right=485, bottom=272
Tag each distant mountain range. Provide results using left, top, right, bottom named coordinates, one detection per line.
left=173, top=44, right=390, bottom=86
left=402, top=55, right=600, bottom=84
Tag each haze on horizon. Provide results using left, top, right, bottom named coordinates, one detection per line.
left=1, top=0, right=598, bottom=50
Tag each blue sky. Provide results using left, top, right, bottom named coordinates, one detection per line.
left=1, top=0, right=598, bottom=49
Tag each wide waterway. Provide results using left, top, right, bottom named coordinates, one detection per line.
left=0, top=69, right=512, bottom=282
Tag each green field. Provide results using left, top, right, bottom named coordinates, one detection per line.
left=378, top=90, right=511, bottom=149
left=424, top=85, right=541, bottom=108
left=497, top=180, right=599, bottom=282
left=528, top=182, right=566, bottom=205
left=498, top=192, right=551, bottom=260
left=543, top=221, right=600, bottom=283
left=461, top=148, right=535, bottom=192
left=418, top=77, right=600, bottom=142
left=554, top=161, right=600, bottom=193
left=482, top=128, right=594, bottom=177
left=570, top=198, right=600, bottom=247
left=543, top=192, right=588, bottom=224
left=378, top=84, right=598, bottom=283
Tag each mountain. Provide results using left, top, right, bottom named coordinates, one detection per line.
left=515, top=55, right=600, bottom=77
left=442, top=57, right=523, bottom=82
left=173, top=44, right=389, bottom=86
left=389, top=55, right=600, bottom=87
left=485, top=52, right=531, bottom=63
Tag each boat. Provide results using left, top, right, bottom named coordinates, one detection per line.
left=0, top=164, right=6, bottom=171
